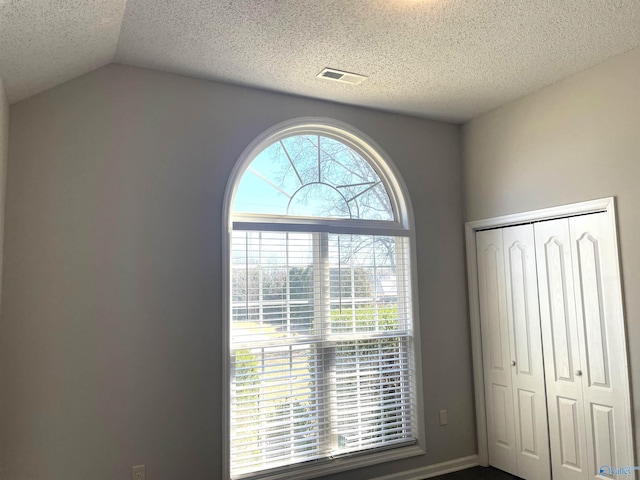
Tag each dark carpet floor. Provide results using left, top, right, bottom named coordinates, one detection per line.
left=433, top=466, right=521, bottom=479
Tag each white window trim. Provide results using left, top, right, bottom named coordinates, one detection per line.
left=222, top=118, right=425, bottom=480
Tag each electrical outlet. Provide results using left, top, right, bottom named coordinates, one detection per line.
left=132, top=464, right=145, bottom=480
left=439, top=409, right=448, bottom=426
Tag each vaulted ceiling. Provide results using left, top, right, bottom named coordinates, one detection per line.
left=2, top=1, right=640, bottom=122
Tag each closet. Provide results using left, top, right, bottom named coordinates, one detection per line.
left=475, top=211, right=633, bottom=480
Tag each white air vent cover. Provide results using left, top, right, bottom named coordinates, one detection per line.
left=317, top=68, right=368, bottom=85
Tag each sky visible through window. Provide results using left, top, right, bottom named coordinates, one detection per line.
left=233, top=134, right=394, bottom=220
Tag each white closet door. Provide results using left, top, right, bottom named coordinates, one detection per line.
left=535, top=219, right=588, bottom=480
left=536, top=213, right=634, bottom=479
left=476, top=229, right=517, bottom=476
left=503, top=225, right=551, bottom=480
left=568, top=213, right=634, bottom=476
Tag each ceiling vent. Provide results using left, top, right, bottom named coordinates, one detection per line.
left=317, top=68, right=368, bottom=85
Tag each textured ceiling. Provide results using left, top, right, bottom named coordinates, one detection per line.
left=2, top=1, right=640, bottom=122
left=0, top=0, right=128, bottom=105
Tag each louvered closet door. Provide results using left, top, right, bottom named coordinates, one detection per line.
left=476, top=229, right=517, bottom=476
left=502, top=225, right=550, bottom=480
left=535, top=213, right=634, bottom=479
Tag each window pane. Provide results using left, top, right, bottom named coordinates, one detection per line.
left=233, top=134, right=394, bottom=221
left=230, top=344, right=325, bottom=476
left=329, top=235, right=410, bottom=335
left=334, top=338, right=414, bottom=452
left=230, top=230, right=415, bottom=478
left=288, top=183, right=351, bottom=219
left=231, top=231, right=316, bottom=342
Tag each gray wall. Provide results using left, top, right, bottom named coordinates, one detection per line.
left=0, top=64, right=472, bottom=480
left=0, top=79, right=8, bottom=475
left=0, top=79, right=7, bottom=304
left=464, top=46, right=640, bottom=460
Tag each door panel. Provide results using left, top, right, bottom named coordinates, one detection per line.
left=493, top=384, right=512, bottom=446
left=477, top=229, right=517, bottom=476
left=590, top=403, right=614, bottom=472
left=575, top=234, right=610, bottom=389
left=507, top=242, right=532, bottom=374
left=517, top=388, right=537, bottom=455
left=503, top=225, right=550, bottom=480
left=535, top=219, right=588, bottom=480
left=557, top=396, right=582, bottom=470
left=544, top=238, right=574, bottom=383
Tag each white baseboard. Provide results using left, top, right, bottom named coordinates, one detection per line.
left=370, top=454, right=480, bottom=480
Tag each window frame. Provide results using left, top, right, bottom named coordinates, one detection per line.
left=222, top=118, right=425, bottom=480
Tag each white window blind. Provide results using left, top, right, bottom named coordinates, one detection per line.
left=230, top=230, right=416, bottom=478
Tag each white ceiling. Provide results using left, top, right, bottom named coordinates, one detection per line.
left=2, top=1, right=640, bottom=122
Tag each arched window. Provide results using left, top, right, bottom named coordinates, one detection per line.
left=224, top=119, right=422, bottom=480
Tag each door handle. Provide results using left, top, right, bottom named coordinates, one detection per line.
left=511, top=360, right=516, bottom=366
left=575, top=370, right=582, bottom=376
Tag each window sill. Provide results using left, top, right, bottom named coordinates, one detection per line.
left=233, top=444, right=425, bottom=480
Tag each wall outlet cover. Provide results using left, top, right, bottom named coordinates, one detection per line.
left=439, top=409, right=448, bottom=426
left=132, top=464, right=145, bottom=480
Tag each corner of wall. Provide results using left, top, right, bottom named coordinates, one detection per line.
left=0, top=77, right=9, bottom=307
